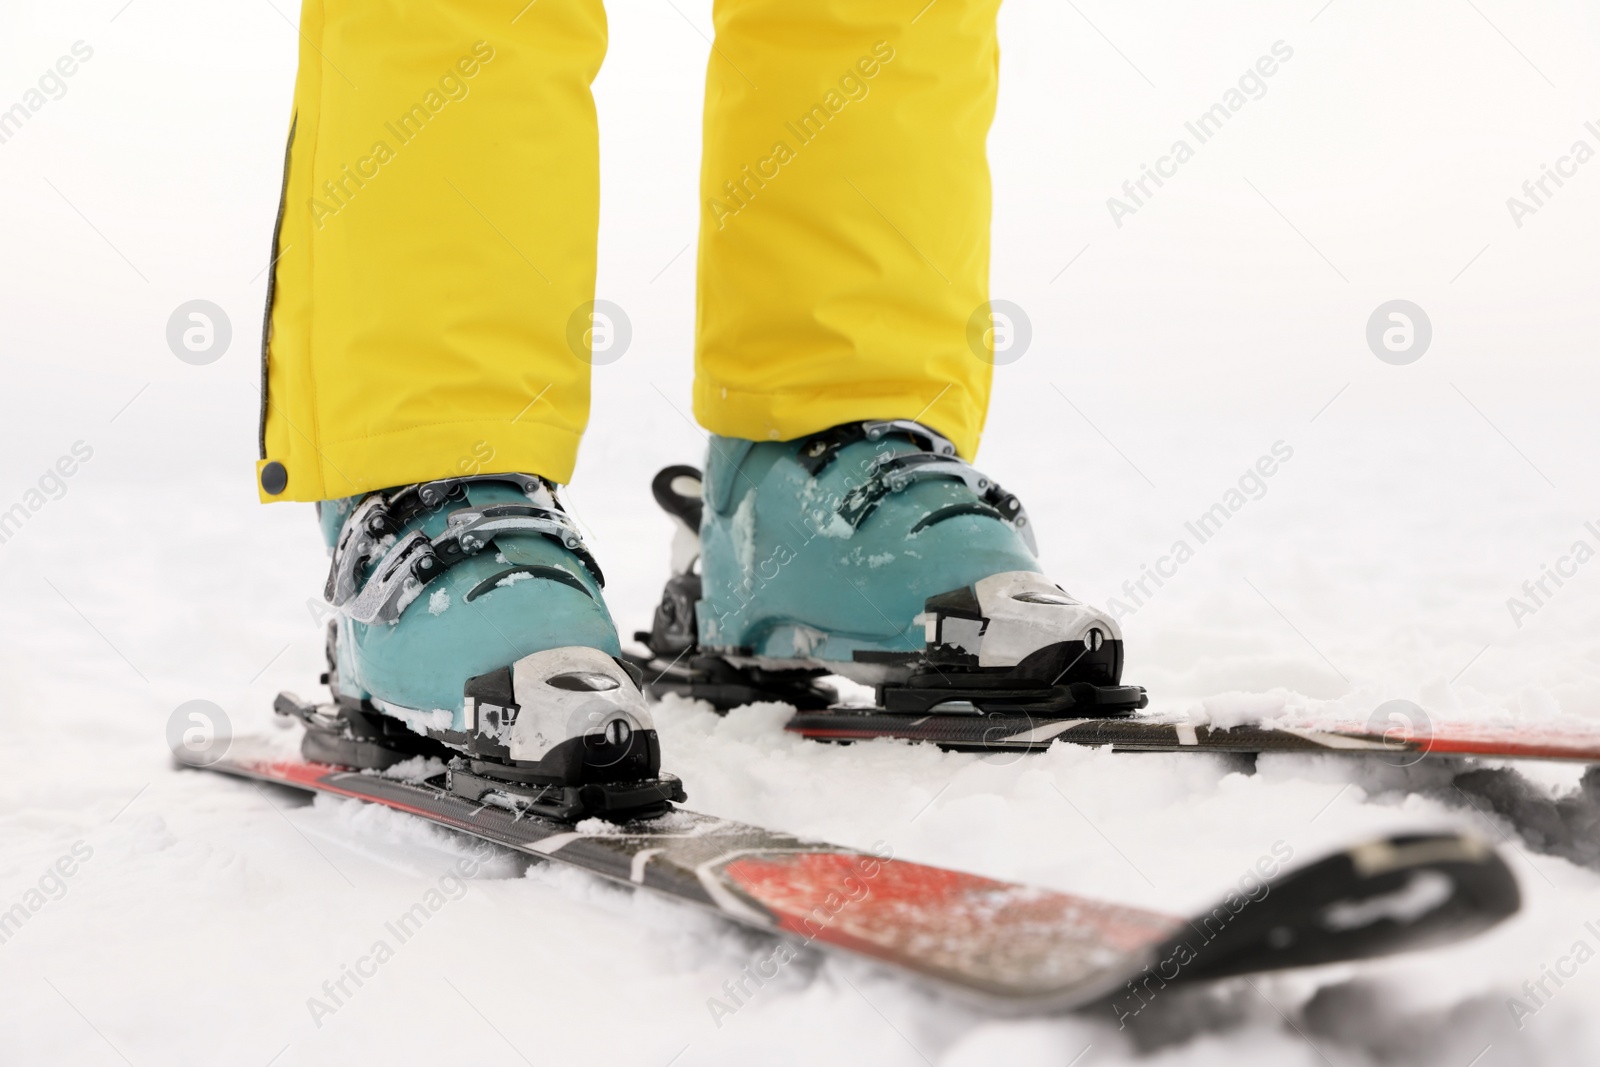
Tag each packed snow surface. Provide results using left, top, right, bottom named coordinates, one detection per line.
left=3, top=1, right=1600, bottom=1064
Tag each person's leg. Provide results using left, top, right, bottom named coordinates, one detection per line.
left=693, top=0, right=1000, bottom=458
left=640, top=1, right=1135, bottom=715
left=260, top=2, right=681, bottom=815
left=258, top=0, right=606, bottom=501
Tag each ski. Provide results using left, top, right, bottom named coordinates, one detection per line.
left=178, top=732, right=1518, bottom=1015
left=783, top=707, right=1600, bottom=763
left=631, top=457, right=1589, bottom=767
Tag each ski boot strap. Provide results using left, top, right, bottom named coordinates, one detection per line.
left=800, top=420, right=1037, bottom=555
left=324, top=474, right=602, bottom=625
left=795, top=419, right=958, bottom=475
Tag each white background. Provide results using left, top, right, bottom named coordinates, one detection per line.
left=1, top=1, right=1599, bottom=1064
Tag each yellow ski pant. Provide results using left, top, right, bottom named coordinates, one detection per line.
left=258, top=0, right=1002, bottom=502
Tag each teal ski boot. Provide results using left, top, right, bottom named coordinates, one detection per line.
left=277, top=473, right=684, bottom=820
left=633, top=421, right=1146, bottom=718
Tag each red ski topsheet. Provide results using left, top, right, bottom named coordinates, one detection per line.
left=719, top=851, right=1182, bottom=992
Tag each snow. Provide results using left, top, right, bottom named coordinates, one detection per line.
left=731, top=488, right=759, bottom=575
left=389, top=577, right=425, bottom=621
left=372, top=757, right=448, bottom=785
left=817, top=511, right=856, bottom=540
left=375, top=704, right=456, bottom=737
left=3, top=0, right=1600, bottom=1064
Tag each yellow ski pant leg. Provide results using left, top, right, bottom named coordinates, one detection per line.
left=258, top=0, right=607, bottom=502
left=258, top=0, right=1000, bottom=503
left=692, top=0, right=1002, bottom=459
